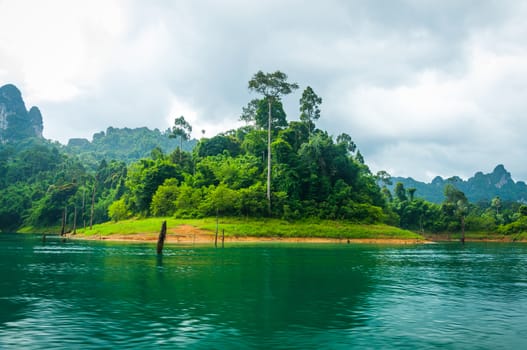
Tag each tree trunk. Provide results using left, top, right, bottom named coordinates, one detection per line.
left=461, top=215, right=465, bottom=244
left=90, top=182, right=96, bottom=230
left=267, top=98, right=272, bottom=214
left=73, top=206, right=77, bottom=235
left=60, top=207, right=66, bottom=236
left=82, top=187, right=86, bottom=230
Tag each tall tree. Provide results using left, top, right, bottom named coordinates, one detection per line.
left=248, top=71, right=298, bottom=213
left=241, top=98, right=288, bottom=130
left=443, top=184, right=469, bottom=243
left=407, top=188, right=417, bottom=201
left=491, top=196, right=502, bottom=215
left=170, top=116, right=192, bottom=161
left=299, top=86, right=322, bottom=135
left=375, top=170, right=392, bottom=187
left=336, top=133, right=357, bottom=154
left=394, top=182, right=407, bottom=202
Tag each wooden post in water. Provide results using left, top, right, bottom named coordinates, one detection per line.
left=215, top=227, right=219, bottom=248
left=222, top=229, right=225, bottom=248
left=157, top=220, right=167, bottom=255
left=215, top=209, right=219, bottom=248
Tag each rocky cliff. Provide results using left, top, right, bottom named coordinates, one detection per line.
left=0, top=84, right=43, bottom=143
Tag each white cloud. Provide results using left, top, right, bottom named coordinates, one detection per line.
left=2, top=0, right=527, bottom=181
left=0, top=0, right=127, bottom=101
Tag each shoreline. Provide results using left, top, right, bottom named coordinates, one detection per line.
left=49, top=222, right=526, bottom=244
left=67, top=224, right=426, bottom=244
left=66, top=230, right=526, bottom=244
left=70, top=233, right=427, bottom=245
left=66, top=231, right=527, bottom=244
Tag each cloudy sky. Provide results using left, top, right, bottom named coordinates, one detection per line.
left=1, top=0, right=527, bottom=182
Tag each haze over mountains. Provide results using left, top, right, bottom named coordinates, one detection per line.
left=2, top=83, right=525, bottom=204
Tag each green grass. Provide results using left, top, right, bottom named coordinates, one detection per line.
left=18, top=225, right=62, bottom=234
left=74, top=216, right=423, bottom=240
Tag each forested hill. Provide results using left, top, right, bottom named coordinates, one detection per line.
left=66, top=127, right=197, bottom=168
left=391, top=165, right=527, bottom=203
left=3, top=77, right=527, bottom=237
left=0, top=77, right=387, bottom=232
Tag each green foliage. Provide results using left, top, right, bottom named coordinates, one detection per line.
left=150, top=178, right=179, bottom=217
left=12, top=71, right=515, bottom=236
left=170, top=116, right=192, bottom=155
left=195, top=134, right=241, bottom=157
left=108, top=198, right=131, bottom=222
left=336, top=133, right=357, bottom=154
left=126, top=159, right=182, bottom=215
left=394, top=182, right=407, bottom=202
left=66, top=127, right=197, bottom=170
left=248, top=71, right=299, bottom=99
left=174, top=183, right=203, bottom=218
left=199, top=184, right=241, bottom=216
left=241, top=98, right=288, bottom=130
left=299, top=86, right=322, bottom=133
left=498, top=216, right=527, bottom=235
left=241, top=129, right=267, bottom=157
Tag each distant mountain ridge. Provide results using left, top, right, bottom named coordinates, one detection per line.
left=391, top=165, right=527, bottom=203
left=0, top=83, right=196, bottom=165
left=66, top=126, right=197, bottom=166
left=0, top=84, right=43, bottom=142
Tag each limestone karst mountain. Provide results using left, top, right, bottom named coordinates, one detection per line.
left=391, top=165, right=527, bottom=203
left=0, top=84, right=43, bottom=142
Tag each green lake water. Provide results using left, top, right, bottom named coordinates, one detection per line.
left=1, top=234, right=527, bottom=349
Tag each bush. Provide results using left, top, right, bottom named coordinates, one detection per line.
left=150, top=179, right=179, bottom=216
left=108, top=199, right=131, bottom=222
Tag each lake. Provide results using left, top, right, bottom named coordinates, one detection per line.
left=1, top=234, right=526, bottom=349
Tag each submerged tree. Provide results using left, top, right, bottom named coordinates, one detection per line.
left=248, top=70, right=298, bottom=213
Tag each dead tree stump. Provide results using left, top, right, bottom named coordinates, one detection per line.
left=157, top=220, right=167, bottom=255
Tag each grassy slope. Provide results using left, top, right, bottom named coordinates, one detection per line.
left=69, top=217, right=423, bottom=240
left=20, top=218, right=527, bottom=241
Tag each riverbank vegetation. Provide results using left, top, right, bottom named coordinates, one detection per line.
left=72, top=217, right=421, bottom=240
left=2, top=71, right=527, bottom=240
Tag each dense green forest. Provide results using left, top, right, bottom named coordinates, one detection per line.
left=1, top=75, right=527, bottom=236
left=65, top=126, right=197, bottom=170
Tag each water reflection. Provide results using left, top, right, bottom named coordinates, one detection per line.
left=1, top=235, right=527, bottom=349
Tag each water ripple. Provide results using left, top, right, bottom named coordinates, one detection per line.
left=1, top=237, right=527, bottom=349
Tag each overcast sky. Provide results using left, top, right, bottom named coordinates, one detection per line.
left=1, top=0, right=527, bottom=182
